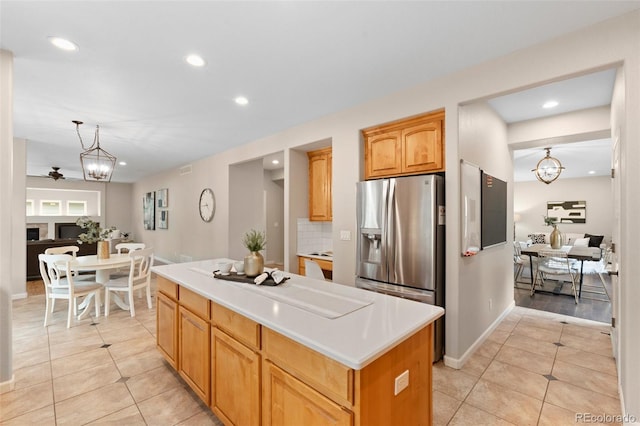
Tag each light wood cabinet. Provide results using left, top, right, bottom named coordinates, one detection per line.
left=156, top=277, right=178, bottom=369
left=156, top=291, right=178, bottom=369
left=179, top=305, right=210, bottom=404
left=363, top=110, right=444, bottom=179
left=157, top=278, right=434, bottom=426
left=211, top=328, right=261, bottom=426
left=297, top=255, right=333, bottom=280
left=308, top=147, right=332, bottom=221
left=262, top=361, right=353, bottom=426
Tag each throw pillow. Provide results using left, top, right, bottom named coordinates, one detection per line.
left=528, top=233, right=546, bottom=244
left=573, top=237, right=590, bottom=247
left=584, top=233, right=604, bottom=248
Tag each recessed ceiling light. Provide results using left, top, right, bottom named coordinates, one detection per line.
left=235, top=96, right=249, bottom=106
left=588, top=170, right=596, bottom=174
left=542, top=100, right=559, bottom=109
left=185, top=54, right=206, bottom=67
left=119, top=161, right=127, bottom=166
left=272, top=160, right=279, bottom=165
left=48, top=37, right=78, bottom=51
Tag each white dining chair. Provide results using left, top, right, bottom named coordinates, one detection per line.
left=532, top=249, right=579, bottom=303
left=115, top=242, right=146, bottom=254
left=304, top=259, right=326, bottom=281
left=104, top=247, right=154, bottom=317
left=112, top=242, right=147, bottom=279
left=39, top=253, right=102, bottom=328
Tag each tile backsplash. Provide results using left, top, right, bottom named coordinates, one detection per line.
left=297, top=218, right=332, bottom=254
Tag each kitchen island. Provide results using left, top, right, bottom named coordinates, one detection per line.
left=152, top=259, right=444, bottom=426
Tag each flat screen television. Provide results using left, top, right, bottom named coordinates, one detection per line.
left=55, top=223, right=85, bottom=240
left=27, top=228, right=39, bottom=241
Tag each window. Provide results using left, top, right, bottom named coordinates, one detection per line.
left=67, top=201, right=87, bottom=216
left=26, top=200, right=34, bottom=216
left=40, top=200, right=61, bottom=216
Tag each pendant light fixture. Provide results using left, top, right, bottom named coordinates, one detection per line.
left=531, top=147, right=564, bottom=184
left=73, top=120, right=116, bottom=182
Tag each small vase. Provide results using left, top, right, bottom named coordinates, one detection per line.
left=97, top=240, right=110, bottom=259
left=244, top=251, right=264, bottom=277
left=550, top=225, right=563, bottom=249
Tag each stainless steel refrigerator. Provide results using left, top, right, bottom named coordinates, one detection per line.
left=355, top=174, right=445, bottom=361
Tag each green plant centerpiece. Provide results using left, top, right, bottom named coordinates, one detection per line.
left=76, top=216, right=116, bottom=259
left=242, top=229, right=266, bottom=277
left=543, top=215, right=563, bottom=249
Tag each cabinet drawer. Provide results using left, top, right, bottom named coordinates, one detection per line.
left=211, top=302, right=261, bottom=350
left=179, top=286, right=210, bottom=320
left=157, top=276, right=178, bottom=300
left=263, top=328, right=354, bottom=405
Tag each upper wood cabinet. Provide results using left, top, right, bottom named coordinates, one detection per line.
left=308, top=147, right=332, bottom=221
left=363, top=110, right=444, bottom=179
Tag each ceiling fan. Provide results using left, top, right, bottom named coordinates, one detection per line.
left=45, top=166, right=65, bottom=181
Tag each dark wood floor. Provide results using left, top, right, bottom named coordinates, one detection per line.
left=514, top=267, right=612, bottom=324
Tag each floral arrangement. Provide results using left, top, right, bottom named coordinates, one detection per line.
left=76, top=216, right=115, bottom=244
left=543, top=215, right=558, bottom=226
left=242, top=229, right=266, bottom=252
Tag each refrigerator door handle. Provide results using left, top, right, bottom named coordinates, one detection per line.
left=386, top=178, right=396, bottom=282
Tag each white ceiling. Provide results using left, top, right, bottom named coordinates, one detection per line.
left=487, top=68, right=617, bottom=182
left=2, top=1, right=638, bottom=183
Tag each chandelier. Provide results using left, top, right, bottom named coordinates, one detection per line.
left=531, top=147, right=564, bottom=184
left=73, top=120, right=116, bottom=182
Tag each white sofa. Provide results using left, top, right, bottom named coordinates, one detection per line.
left=523, top=231, right=607, bottom=255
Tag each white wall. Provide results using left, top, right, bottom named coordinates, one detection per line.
left=264, top=170, right=284, bottom=264
left=1, top=48, right=14, bottom=390
left=514, top=176, right=613, bottom=242
left=454, top=102, right=513, bottom=364
left=229, top=159, right=265, bottom=260
left=129, top=12, right=640, bottom=416
left=508, top=106, right=611, bottom=147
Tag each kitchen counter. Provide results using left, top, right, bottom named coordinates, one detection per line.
left=296, top=252, right=333, bottom=261
left=152, top=258, right=443, bottom=369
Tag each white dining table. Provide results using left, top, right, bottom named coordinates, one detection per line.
left=71, top=254, right=132, bottom=312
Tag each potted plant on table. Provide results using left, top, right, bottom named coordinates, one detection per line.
left=76, top=216, right=116, bottom=259
left=242, top=229, right=267, bottom=277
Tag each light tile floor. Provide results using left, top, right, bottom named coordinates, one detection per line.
left=2, top=280, right=620, bottom=425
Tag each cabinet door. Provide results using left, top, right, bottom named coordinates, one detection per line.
left=308, top=149, right=332, bottom=221
left=401, top=119, right=443, bottom=174
left=179, top=306, right=210, bottom=404
left=156, top=292, right=178, bottom=369
left=365, top=130, right=402, bottom=179
left=211, top=328, right=261, bottom=426
left=263, top=361, right=353, bottom=426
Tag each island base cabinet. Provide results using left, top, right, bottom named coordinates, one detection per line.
left=179, top=306, right=211, bottom=404
left=211, top=327, right=261, bottom=426
left=263, top=361, right=353, bottom=426
left=156, top=292, right=178, bottom=369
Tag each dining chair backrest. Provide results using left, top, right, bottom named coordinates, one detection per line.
left=116, top=243, right=146, bottom=254
left=128, top=247, right=154, bottom=286
left=44, top=245, right=80, bottom=257
left=538, top=249, right=576, bottom=272
left=304, top=259, right=325, bottom=280
left=39, top=253, right=73, bottom=290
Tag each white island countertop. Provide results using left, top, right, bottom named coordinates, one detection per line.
left=152, top=259, right=444, bottom=370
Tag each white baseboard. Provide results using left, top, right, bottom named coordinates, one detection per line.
left=12, top=292, right=27, bottom=300
left=443, top=300, right=515, bottom=369
left=0, top=374, right=15, bottom=394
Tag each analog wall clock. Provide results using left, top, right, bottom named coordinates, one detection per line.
left=199, top=188, right=215, bottom=222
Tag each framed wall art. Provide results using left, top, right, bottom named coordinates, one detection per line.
left=143, top=191, right=155, bottom=230
left=547, top=200, right=586, bottom=224
left=158, top=210, right=168, bottom=229
left=157, top=188, right=168, bottom=208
